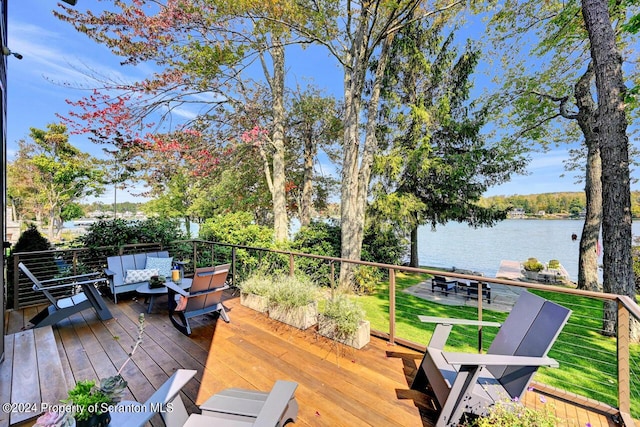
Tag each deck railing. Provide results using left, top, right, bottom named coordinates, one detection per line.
left=9, top=239, right=640, bottom=424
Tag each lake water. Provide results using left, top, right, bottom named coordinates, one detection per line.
left=417, top=219, right=640, bottom=281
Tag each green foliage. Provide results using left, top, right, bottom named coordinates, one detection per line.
left=76, top=218, right=184, bottom=248
left=198, top=212, right=274, bottom=271
left=464, top=401, right=559, bottom=427
left=320, top=294, right=366, bottom=338
left=523, top=257, right=544, bottom=272
left=6, top=225, right=54, bottom=309
left=238, top=272, right=273, bottom=297
left=548, top=259, right=560, bottom=269
left=291, top=220, right=341, bottom=285
left=62, top=380, right=111, bottom=421
left=199, top=212, right=273, bottom=247
left=353, top=265, right=383, bottom=295
left=268, top=274, right=319, bottom=309
left=361, top=223, right=406, bottom=266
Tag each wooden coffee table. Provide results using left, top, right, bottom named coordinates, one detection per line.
left=136, top=279, right=192, bottom=313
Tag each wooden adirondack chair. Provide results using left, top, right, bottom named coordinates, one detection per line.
left=166, top=264, right=231, bottom=336
left=411, top=291, right=571, bottom=427
left=184, top=380, right=299, bottom=427
left=108, top=369, right=197, bottom=427
left=19, top=262, right=113, bottom=328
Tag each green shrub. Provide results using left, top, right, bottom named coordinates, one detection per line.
left=353, top=265, right=383, bottom=295
left=199, top=212, right=274, bottom=272
left=522, top=257, right=544, bottom=272
left=7, top=225, right=54, bottom=309
left=269, top=274, right=319, bottom=309
left=238, top=272, right=273, bottom=297
left=291, top=220, right=341, bottom=286
left=76, top=218, right=184, bottom=248
left=548, top=259, right=560, bottom=269
left=465, top=400, right=558, bottom=427
left=320, top=294, right=366, bottom=338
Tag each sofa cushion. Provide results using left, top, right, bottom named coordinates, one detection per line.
left=124, top=268, right=159, bottom=284
left=146, top=256, right=173, bottom=277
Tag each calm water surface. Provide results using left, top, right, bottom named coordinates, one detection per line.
left=417, top=219, right=640, bottom=281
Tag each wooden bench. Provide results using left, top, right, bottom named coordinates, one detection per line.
left=104, top=251, right=172, bottom=303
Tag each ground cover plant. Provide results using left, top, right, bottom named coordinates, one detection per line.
left=358, top=271, right=640, bottom=418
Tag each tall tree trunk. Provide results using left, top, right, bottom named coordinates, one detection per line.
left=582, top=0, right=637, bottom=338
left=270, top=39, right=289, bottom=242
left=300, top=128, right=315, bottom=227
left=410, top=224, right=419, bottom=267
left=573, top=63, right=602, bottom=292
left=339, top=10, right=369, bottom=287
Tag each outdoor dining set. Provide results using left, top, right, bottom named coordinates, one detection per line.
left=431, top=274, right=492, bottom=304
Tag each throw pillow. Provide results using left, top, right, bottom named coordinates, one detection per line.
left=124, top=268, right=159, bottom=284
left=145, top=256, right=173, bottom=277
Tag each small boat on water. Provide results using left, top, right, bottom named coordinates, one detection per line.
left=73, top=219, right=97, bottom=227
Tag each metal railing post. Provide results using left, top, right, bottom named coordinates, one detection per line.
left=389, top=267, right=396, bottom=345
left=231, top=246, right=237, bottom=287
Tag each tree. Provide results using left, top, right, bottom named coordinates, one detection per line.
left=374, top=21, right=526, bottom=267
left=286, top=88, right=342, bottom=227
left=277, top=0, right=466, bottom=286
left=56, top=0, right=296, bottom=242
left=7, top=124, right=104, bottom=240
left=486, top=0, right=638, bottom=293
left=582, top=0, right=636, bottom=337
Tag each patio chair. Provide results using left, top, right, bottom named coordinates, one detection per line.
left=108, top=369, right=197, bottom=427
left=431, top=275, right=458, bottom=296
left=166, top=264, right=231, bottom=336
left=185, top=380, right=298, bottom=426
left=18, top=262, right=113, bottom=328
left=411, top=290, right=571, bottom=427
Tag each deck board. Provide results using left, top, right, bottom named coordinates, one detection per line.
left=2, top=293, right=624, bottom=427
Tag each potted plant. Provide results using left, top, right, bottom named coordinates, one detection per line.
left=42, top=313, right=145, bottom=427
left=268, top=274, right=319, bottom=330
left=318, top=294, right=370, bottom=349
left=238, top=272, right=272, bottom=313
left=522, top=257, right=544, bottom=280
left=547, top=259, right=560, bottom=270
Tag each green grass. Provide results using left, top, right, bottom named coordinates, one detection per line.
left=356, top=272, right=640, bottom=419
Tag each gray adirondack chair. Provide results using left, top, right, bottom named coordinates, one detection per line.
left=19, top=262, right=113, bottom=328
left=108, top=369, right=196, bottom=427
left=184, top=380, right=299, bottom=427
left=166, top=264, right=231, bottom=336
left=411, top=290, right=571, bottom=427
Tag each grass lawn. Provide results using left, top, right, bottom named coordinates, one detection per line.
left=356, top=272, right=640, bottom=419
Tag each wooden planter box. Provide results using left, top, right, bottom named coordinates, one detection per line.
left=240, top=292, right=269, bottom=313
left=318, top=319, right=371, bottom=349
left=268, top=302, right=318, bottom=330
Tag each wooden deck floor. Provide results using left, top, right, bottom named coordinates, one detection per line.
left=3, top=292, right=622, bottom=427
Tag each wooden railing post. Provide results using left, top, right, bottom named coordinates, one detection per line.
left=617, top=300, right=631, bottom=417
left=289, top=253, right=295, bottom=277
left=389, top=267, right=396, bottom=345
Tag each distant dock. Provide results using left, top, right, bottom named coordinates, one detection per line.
left=496, top=260, right=524, bottom=280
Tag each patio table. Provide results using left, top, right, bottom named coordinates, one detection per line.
left=136, top=279, right=192, bottom=313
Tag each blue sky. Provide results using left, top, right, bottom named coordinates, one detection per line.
left=5, top=0, right=620, bottom=203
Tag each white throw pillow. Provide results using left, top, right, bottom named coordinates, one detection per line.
left=124, top=268, right=159, bottom=284
left=145, top=256, right=173, bottom=277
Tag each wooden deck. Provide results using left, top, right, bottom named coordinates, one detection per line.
left=3, top=292, right=623, bottom=427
